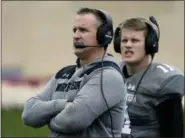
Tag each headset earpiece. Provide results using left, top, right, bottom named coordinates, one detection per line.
left=144, top=17, right=159, bottom=55
left=113, top=26, right=121, bottom=53
left=95, top=9, right=114, bottom=48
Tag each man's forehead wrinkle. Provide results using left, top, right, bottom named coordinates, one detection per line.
left=74, top=15, right=97, bottom=28
left=74, top=24, right=96, bottom=31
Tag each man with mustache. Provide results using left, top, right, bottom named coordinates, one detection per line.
left=22, top=7, right=127, bottom=138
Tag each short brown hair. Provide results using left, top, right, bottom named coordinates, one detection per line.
left=121, top=18, right=149, bottom=37
left=77, top=8, right=104, bottom=28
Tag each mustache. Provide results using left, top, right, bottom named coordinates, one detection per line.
left=73, top=41, right=84, bottom=46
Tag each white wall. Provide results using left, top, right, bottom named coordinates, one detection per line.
left=2, top=1, right=184, bottom=76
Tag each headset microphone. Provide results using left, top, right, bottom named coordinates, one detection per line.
left=74, top=42, right=99, bottom=49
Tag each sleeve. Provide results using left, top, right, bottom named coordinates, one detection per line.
left=155, top=75, right=184, bottom=106
left=49, top=68, right=126, bottom=133
left=22, top=76, right=68, bottom=128
left=156, top=94, right=184, bottom=137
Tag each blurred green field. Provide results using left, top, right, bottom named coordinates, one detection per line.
left=2, top=107, right=185, bottom=137
left=2, top=108, right=49, bottom=137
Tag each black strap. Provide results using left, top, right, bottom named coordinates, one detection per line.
left=79, top=61, right=122, bottom=77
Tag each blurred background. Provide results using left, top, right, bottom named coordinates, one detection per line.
left=1, top=1, right=184, bottom=137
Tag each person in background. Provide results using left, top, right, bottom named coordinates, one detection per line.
left=113, top=16, right=184, bottom=138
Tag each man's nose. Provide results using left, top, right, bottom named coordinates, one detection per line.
left=73, top=30, right=81, bottom=40
left=124, top=40, right=132, bottom=48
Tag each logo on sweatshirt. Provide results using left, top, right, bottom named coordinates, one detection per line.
left=56, top=81, right=81, bottom=92
left=127, top=83, right=136, bottom=91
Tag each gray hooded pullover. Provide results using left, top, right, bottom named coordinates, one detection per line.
left=22, top=55, right=127, bottom=138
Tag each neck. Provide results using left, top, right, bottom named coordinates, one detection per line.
left=80, top=48, right=106, bottom=66
left=126, top=55, right=151, bottom=76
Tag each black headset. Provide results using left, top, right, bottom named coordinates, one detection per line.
left=95, top=9, right=114, bottom=48
left=113, top=16, right=160, bottom=56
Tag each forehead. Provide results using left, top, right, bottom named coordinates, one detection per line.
left=74, top=14, right=97, bottom=28
left=121, top=28, right=145, bottom=39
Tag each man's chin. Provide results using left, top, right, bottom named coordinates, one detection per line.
left=74, top=48, right=82, bottom=54
left=74, top=51, right=84, bottom=59
left=123, top=59, right=138, bottom=65
left=123, top=57, right=132, bottom=63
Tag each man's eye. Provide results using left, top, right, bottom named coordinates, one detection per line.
left=79, top=28, right=87, bottom=32
left=73, top=28, right=76, bottom=33
left=122, top=39, right=127, bottom=43
left=131, top=39, right=139, bottom=42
